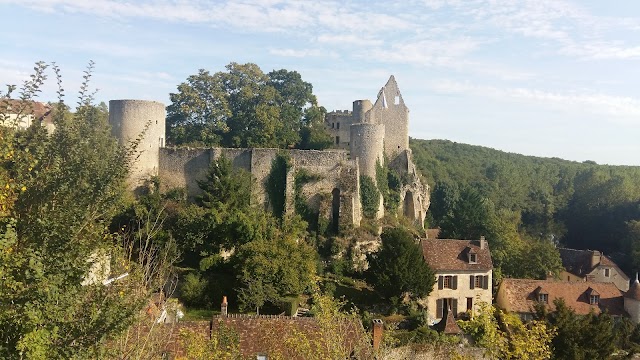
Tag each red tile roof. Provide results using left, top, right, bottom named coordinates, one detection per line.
left=421, top=239, right=492, bottom=272
left=498, top=278, right=626, bottom=316
left=434, top=309, right=462, bottom=335
left=558, top=248, right=629, bottom=280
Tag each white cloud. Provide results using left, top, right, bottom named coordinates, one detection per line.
left=269, top=48, right=338, bottom=58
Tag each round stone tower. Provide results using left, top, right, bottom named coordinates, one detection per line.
left=108, top=100, right=165, bottom=188
left=350, top=122, right=385, bottom=180
left=353, top=99, right=373, bottom=123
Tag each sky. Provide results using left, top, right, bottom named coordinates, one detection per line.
left=1, top=0, right=640, bottom=166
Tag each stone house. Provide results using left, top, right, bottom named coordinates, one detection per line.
left=555, top=248, right=629, bottom=291
left=496, top=278, right=633, bottom=321
left=420, top=237, right=493, bottom=323
left=0, top=99, right=55, bottom=132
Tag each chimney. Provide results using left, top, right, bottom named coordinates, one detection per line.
left=591, top=251, right=601, bottom=268
left=221, top=296, right=228, bottom=316
left=372, top=319, right=384, bottom=352
left=480, top=236, right=486, bottom=250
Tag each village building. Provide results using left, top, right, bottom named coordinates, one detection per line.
left=496, top=278, right=634, bottom=321
left=555, top=248, right=629, bottom=291
left=420, top=237, right=493, bottom=324
left=0, top=99, right=55, bottom=132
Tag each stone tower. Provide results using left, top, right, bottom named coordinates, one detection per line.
left=625, top=275, right=640, bottom=324
left=108, top=100, right=166, bottom=189
left=368, top=75, right=409, bottom=157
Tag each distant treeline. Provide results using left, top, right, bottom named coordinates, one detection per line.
left=411, top=138, right=640, bottom=275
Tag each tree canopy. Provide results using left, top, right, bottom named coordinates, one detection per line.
left=167, top=62, right=331, bottom=150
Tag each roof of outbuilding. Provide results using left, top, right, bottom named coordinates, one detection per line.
left=498, top=278, right=626, bottom=316
left=421, top=239, right=493, bottom=272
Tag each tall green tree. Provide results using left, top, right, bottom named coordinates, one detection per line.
left=366, top=227, right=435, bottom=300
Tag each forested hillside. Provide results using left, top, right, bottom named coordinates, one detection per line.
left=411, top=138, right=640, bottom=274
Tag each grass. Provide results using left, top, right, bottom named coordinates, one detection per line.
left=182, top=307, right=218, bottom=321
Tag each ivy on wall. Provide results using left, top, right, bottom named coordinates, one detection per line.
left=375, top=160, right=402, bottom=214
left=360, top=175, right=380, bottom=219
left=265, top=153, right=290, bottom=220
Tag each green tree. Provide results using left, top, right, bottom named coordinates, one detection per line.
left=366, top=227, right=435, bottom=299
left=196, top=155, right=252, bottom=211
left=0, top=63, right=169, bottom=358
left=166, top=63, right=330, bottom=149
left=235, top=216, right=315, bottom=313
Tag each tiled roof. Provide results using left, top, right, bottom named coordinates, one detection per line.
left=498, top=278, right=626, bottom=316
left=421, top=239, right=493, bottom=271
left=1, top=99, right=55, bottom=125
left=559, top=248, right=629, bottom=280
left=434, top=309, right=462, bottom=335
left=211, top=314, right=368, bottom=359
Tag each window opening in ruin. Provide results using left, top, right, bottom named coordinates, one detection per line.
left=332, top=123, right=334, bottom=128
left=331, top=188, right=340, bottom=234
left=335, top=136, right=340, bottom=144
left=336, top=122, right=340, bottom=129
left=395, top=95, right=400, bottom=105
left=404, top=191, right=415, bottom=219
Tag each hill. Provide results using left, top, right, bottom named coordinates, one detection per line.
left=410, top=138, right=640, bottom=273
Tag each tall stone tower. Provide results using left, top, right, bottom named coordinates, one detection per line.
left=108, top=100, right=165, bottom=189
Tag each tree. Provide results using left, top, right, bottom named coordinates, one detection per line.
left=439, top=187, right=492, bottom=240
left=1, top=63, right=171, bottom=358
left=367, top=227, right=435, bottom=299
left=166, top=63, right=331, bottom=149
left=234, top=216, right=315, bottom=313
left=196, top=155, right=252, bottom=211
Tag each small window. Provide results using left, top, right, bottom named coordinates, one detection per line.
left=336, top=122, right=340, bottom=129
left=469, top=253, right=477, bottom=264
left=590, top=295, right=600, bottom=305
left=475, top=276, right=483, bottom=289
left=538, top=294, right=548, bottom=303
left=444, top=276, right=452, bottom=289
left=466, top=297, right=473, bottom=311
left=335, top=136, right=340, bottom=144
left=604, top=268, right=610, bottom=277
left=331, top=123, right=334, bottom=128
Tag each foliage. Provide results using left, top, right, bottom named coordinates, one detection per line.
left=166, top=62, right=331, bottom=149
left=196, top=155, right=252, bottom=211
left=366, top=227, right=435, bottom=300
left=0, top=62, right=173, bottom=358
left=360, top=175, right=380, bottom=219
left=177, top=322, right=243, bottom=360
left=235, top=218, right=315, bottom=313
left=266, top=153, right=290, bottom=220
left=376, top=160, right=402, bottom=214
left=458, top=303, right=555, bottom=360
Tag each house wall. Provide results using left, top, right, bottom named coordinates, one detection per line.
left=422, top=270, right=492, bottom=322
left=557, top=270, right=583, bottom=282
left=589, top=265, right=629, bottom=292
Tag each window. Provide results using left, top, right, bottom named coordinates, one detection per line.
left=336, top=122, right=340, bottom=129
left=257, top=355, right=268, bottom=360
left=335, top=136, right=340, bottom=144
left=467, top=297, right=473, bottom=311
left=538, top=293, right=548, bottom=303
left=604, top=268, right=610, bottom=277
left=475, top=276, right=483, bottom=289
left=331, top=122, right=334, bottom=128
left=590, top=295, right=600, bottom=305
left=469, top=253, right=477, bottom=263
left=436, top=298, right=458, bottom=319
left=444, top=276, right=452, bottom=289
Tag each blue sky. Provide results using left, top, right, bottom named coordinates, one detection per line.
left=2, top=0, right=640, bottom=165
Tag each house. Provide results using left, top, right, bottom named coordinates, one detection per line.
left=420, top=237, right=493, bottom=323
left=496, top=278, right=632, bottom=321
left=556, top=248, right=629, bottom=291
left=0, top=99, right=55, bottom=132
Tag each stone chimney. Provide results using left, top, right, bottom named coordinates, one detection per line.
left=591, top=251, right=602, bottom=268
left=480, top=236, right=486, bottom=250
left=221, top=296, right=228, bottom=316
left=372, top=319, right=384, bottom=352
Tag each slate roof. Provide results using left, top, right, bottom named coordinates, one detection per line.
left=421, top=239, right=493, bottom=272
left=498, top=278, right=626, bottom=316
left=558, top=248, right=629, bottom=280
left=211, top=314, right=368, bottom=359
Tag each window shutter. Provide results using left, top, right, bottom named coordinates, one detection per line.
left=470, top=275, right=475, bottom=289
left=452, top=276, right=458, bottom=290
left=452, top=299, right=458, bottom=317
left=483, top=275, right=489, bottom=290
left=438, top=276, right=443, bottom=290
left=436, top=299, right=443, bottom=318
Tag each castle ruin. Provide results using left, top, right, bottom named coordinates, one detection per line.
left=108, top=76, right=430, bottom=230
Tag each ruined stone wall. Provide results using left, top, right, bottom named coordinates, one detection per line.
left=109, top=100, right=165, bottom=189
left=158, top=147, right=361, bottom=226
left=368, top=76, right=409, bottom=158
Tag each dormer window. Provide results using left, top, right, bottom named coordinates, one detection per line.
left=467, top=248, right=477, bottom=264
left=588, top=288, right=600, bottom=305
left=604, top=268, right=610, bottom=277
left=539, top=293, right=549, bottom=303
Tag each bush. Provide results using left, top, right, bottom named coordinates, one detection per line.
left=180, top=272, right=208, bottom=307
left=360, top=175, right=380, bottom=219
left=280, top=297, right=300, bottom=316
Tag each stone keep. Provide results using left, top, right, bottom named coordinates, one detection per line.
left=109, top=100, right=166, bottom=189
